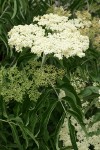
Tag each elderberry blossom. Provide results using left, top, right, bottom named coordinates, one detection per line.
left=8, top=13, right=89, bottom=59
left=60, top=116, right=100, bottom=150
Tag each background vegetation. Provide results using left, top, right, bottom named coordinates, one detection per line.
left=0, top=0, right=100, bottom=150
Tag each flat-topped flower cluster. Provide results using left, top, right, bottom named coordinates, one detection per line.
left=59, top=116, right=100, bottom=150
left=8, top=13, right=89, bottom=59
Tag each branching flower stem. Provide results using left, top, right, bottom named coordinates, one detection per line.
left=0, top=118, right=17, bottom=126
left=48, top=79, right=68, bottom=116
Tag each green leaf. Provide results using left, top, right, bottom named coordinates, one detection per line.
left=11, top=0, right=17, bottom=19
left=54, top=113, right=66, bottom=150
left=8, top=116, right=23, bottom=124
left=39, top=140, right=50, bottom=150
left=9, top=123, right=23, bottom=150
left=68, top=118, right=78, bottom=150
left=18, top=124, right=29, bottom=149
left=17, top=50, right=37, bottom=65
left=23, top=127, right=39, bottom=148
left=0, top=96, right=8, bottom=118
left=7, top=116, right=29, bottom=149
left=35, top=89, right=53, bottom=112
left=60, top=76, right=81, bottom=106
left=62, top=88, right=77, bottom=105
left=92, top=112, right=100, bottom=123
left=95, top=0, right=100, bottom=2
left=0, top=132, right=7, bottom=143
left=1, top=0, right=7, bottom=12
left=80, top=86, right=100, bottom=97
left=63, top=96, right=83, bottom=119
left=41, top=100, right=57, bottom=142
left=67, top=109, right=87, bottom=134
left=0, top=35, right=8, bottom=51
left=19, top=0, right=28, bottom=14
left=30, top=112, right=38, bottom=134
left=60, top=87, right=83, bottom=121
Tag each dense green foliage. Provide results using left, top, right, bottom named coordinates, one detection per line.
left=0, top=0, right=100, bottom=150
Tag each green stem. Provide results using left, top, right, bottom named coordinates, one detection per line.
left=40, top=53, right=67, bottom=115
left=86, top=0, right=90, bottom=11
left=0, top=119, right=17, bottom=126
left=41, top=53, right=46, bottom=68
left=48, top=80, right=68, bottom=116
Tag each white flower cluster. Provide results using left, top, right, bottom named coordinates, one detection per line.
left=82, top=100, right=89, bottom=109
left=34, top=13, right=70, bottom=31
left=93, top=81, right=100, bottom=87
left=98, top=89, right=100, bottom=102
left=60, top=116, right=100, bottom=150
left=8, top=13, right=89, bottom=59
left=69, top=18, right=92, bottom=29
left=58, top=89, right=66, bottom=100
left=59, top=118, right=72, bottom=147
left=8, top=24, right=45, bottom=53
left=70, top=74, right=87, bottom=93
